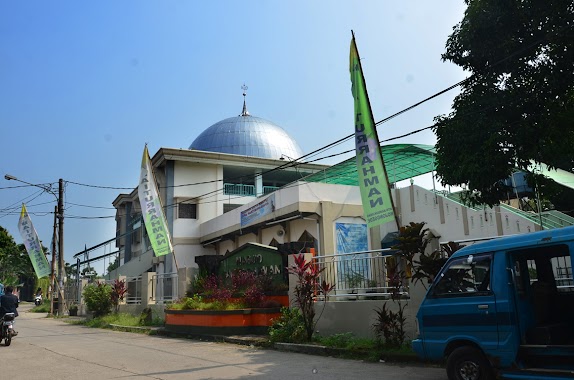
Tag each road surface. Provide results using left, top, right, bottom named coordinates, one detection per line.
left=2, top=304, right=447, bottom=380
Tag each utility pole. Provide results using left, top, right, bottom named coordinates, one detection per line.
left=3, top=174, right=66, bottom=313
left=50, top=205, right=57, bottom=316
left=58, top=178, right=65, bottom=315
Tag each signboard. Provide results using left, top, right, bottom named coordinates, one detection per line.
left=218, top=243, right=286, bottom=286
left=240, top=194, right=275, bottom=227
left=335, top=222, right=370, bottom=289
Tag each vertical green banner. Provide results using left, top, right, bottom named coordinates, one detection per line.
left=350, top=36, right=395, bottom=228
left=138, top=145, right=173, bottom=257
left=18, top=204, right=51, bottom=278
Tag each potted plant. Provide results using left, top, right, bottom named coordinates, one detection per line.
left=365, top=279, right=380, bottom=300
left=345, top=272, right=364, bottom=300
left=68, top=303, right=78, bottom=316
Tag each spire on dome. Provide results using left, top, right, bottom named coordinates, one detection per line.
left=240, top=83, right=250, bottom=116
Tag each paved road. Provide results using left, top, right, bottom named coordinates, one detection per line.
left=2, top=304, right=447, bottom=380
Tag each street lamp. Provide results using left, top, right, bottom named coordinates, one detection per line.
left=4, top=174, right=65, bottom=316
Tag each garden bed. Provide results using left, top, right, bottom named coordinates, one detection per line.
left=164, top=307, right=282, bottom=335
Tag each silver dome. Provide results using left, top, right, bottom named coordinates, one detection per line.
left=190, top=114, right=304, bottom=160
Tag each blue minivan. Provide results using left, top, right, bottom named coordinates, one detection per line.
left=413, top=226, right=574, bottom=380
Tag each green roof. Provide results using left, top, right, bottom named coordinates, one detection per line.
left=303, top=143, right=436, bottom=186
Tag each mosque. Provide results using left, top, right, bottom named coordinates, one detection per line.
left=109, top=88, right=572, bottom=337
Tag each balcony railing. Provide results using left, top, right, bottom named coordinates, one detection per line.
left=263, top=186, right=279, bottom=194
left=223, top=183, right=280, bottom=196
left=223, top=183, right=255, bottom=196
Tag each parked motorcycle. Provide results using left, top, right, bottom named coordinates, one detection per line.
left=0, top=312, right=15, bottom=346
left=34, top=294, right=42, bottom=306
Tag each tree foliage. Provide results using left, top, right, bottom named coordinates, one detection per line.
left=83, top=282, right=113, bottom=317
left=434, top=0, right=574, bottom=206
left=0, top=226, right=37, bottom=286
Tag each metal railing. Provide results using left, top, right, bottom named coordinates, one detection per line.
left=312, top=250, right=409, bottom=300
left=263, top=186, right=279, bottom=195
left=223, top=183, right=255, bottom=196
left=152, top=272, right=178, bottom=303
left=126, top=276, right=142, bottom=304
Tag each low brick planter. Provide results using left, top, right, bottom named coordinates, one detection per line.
left=165, top=307, right=282, bottom=335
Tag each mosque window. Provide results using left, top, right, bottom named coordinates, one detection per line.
left=178, top=203, right=197, bottom=219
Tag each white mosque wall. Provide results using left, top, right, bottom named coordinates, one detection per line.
left=397, top=185, right=539, bottom=244
left=238, top=232, right=258, bottom=247
left=261, top=225, right=286, bottom=246
left=200, top=182, right=362, bottom=239
left=173, top=243, right=215, bottom=269
left=173, top=161, right=221, bottom=222
left=289, top=218, right=320, bottom=243
left=219, top=239, right=235, bottom=256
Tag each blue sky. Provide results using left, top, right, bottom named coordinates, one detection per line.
left=0, top=1, right=467, bottom=272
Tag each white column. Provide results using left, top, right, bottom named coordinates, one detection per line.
left=255, top=171, right=263, bottom=197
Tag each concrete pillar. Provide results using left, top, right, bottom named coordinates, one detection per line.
left=177, top=267, right=193, bottom=299
left=255, top=171, right=263, bottom=197
left=141, top=272, right=156, bottom=307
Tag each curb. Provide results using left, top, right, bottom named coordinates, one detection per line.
left=99, top=325, right=425, bottom=365
left=108, top=324, right=162, bottom=334
left=273, top=342, right=422, bottom=364
left=156, top=329, right=269, bottom=347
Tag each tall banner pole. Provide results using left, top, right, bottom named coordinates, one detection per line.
left=350, top=31, right=400, bottom=230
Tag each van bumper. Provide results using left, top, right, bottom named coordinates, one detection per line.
left=412, top=339, right=425, bottom=359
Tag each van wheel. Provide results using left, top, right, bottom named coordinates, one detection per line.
left=446, top=346, right=493, bottom=380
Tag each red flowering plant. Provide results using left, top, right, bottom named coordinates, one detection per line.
left=110, top=279, right=128, bottom=314
left=202, top=274, right=233, bottom=303
left=287, top=254, right=334, bottom=341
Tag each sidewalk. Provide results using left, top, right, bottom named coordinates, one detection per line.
left=155, top=328, right=421, bottom=364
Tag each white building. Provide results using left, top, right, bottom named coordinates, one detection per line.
left=110, top=97, right=574, bottom=337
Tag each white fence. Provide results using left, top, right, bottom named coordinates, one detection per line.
left=151, top=272, right=178, bottom=303
left=312, top=250, right=409, bottom=300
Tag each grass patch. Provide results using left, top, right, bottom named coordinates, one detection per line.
left=311, top=332, right=415, bottom=362
left=29, top=303, right=51, bottom=313
left=67, top=313, right=164, bottom=329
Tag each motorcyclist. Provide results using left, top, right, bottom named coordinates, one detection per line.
left=0, top=286, right=19, bottom=336
left=35, top=287, right=43, bottom=305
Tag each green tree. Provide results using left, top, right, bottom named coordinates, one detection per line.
left=434, top=0, right=574, bottom=206
left=0, top=226, right=36, bottom=286
left=107, top=257, right=119, bottom=274
left=83, top=282, right=112, bottom=317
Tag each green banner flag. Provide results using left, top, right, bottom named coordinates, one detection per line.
left=138, top=145, right=173, bottom=257
left=18, top=204, right=51, bottom=278
left=350, top=35, right=396, bottom=228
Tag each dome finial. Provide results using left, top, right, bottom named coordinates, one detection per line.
left=240, top=83, right=250, bottom=116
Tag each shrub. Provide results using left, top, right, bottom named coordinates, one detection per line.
left=83, top=282, right=113, bottom=317
left=268, top=307, right=306, bottom=343
left=110, top=279, right=128, bottom=313
left=288, top=254, right=334, bottom=341
left=372, top=302, right=407, bottom=349
left=230, top=270, right=257, bottom=292
left=243, top=284, right=265, bottom=308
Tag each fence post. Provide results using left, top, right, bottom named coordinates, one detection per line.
left=141, top=272, right=155, bottom=308
left=177, top=267, right=192, bottom=300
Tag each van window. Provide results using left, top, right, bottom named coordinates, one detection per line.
left=432, top=254, right=492, bottom=297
